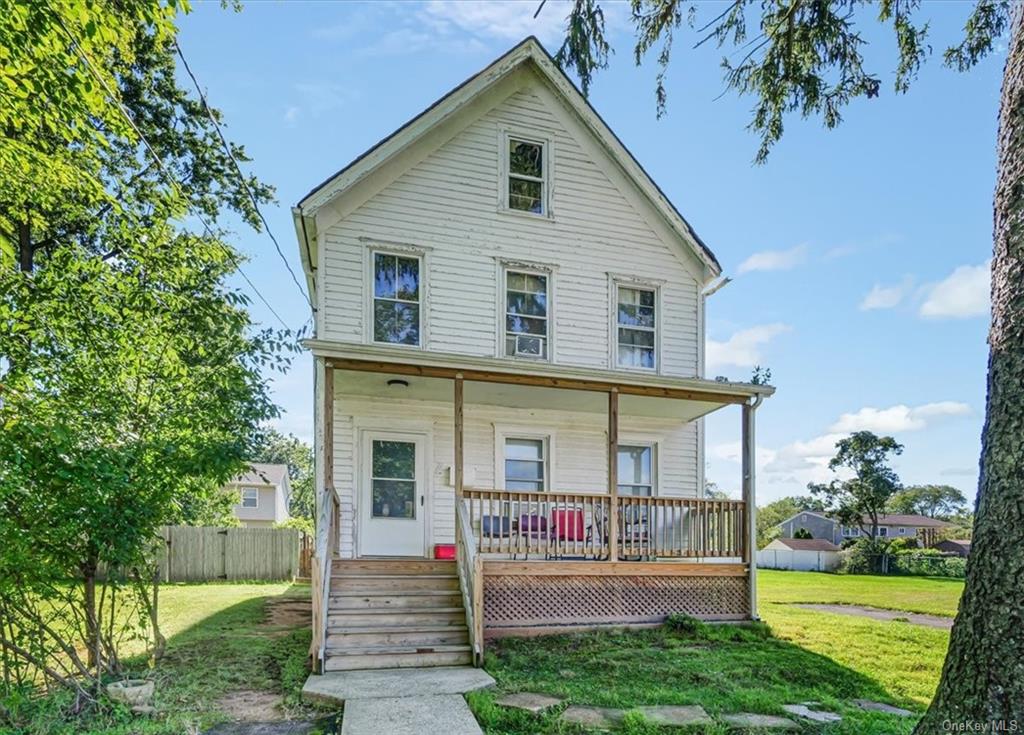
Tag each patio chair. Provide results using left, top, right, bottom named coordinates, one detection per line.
left=548, top=508, right=585, bottom=559
left=620, top=503, right=652, bottom=560
left=516, top=513, right=549, bottom=559
left=480, top=515, right=514, bottom=551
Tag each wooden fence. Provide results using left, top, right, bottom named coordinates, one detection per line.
left=155, top=526, right=301, bottom=582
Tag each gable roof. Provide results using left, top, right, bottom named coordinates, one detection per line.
left=234, top=463, right=289, bottom=487
left=293, top=36, right=720, bottom=302
left=868, top=514, right=954, bottom=528
left=777, top=510, right=835, bottom=528
left=772, top=538, right=840, bottom=552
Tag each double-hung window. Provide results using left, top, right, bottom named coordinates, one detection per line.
left=617, top=445, right=654, bottom=497
left=506, top=137, right=546, bottom=214
left=241, top=488, right=259, bottom=508
left=373, top=252, right=421, bottom=346
left=505, top=270, right=548, bottom=359
left=504, top=438, right=546, bottom=492
left=616, top=285, right=656, bottom=369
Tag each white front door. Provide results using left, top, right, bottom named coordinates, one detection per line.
left=359, top=431, right=428, bottom=557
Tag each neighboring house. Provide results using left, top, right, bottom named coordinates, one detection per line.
left=293, top=37, right=774, bottom=673
left=226, top=463, right=291, bottom=528
left=758, top=537, right=841, bottom=573
left=777, top=510, right=953, bottom=546
left=933, top=538, right=971, bottom=557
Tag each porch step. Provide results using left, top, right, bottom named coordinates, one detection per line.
left=324, top=647, right=473, bottom=672
left=329, top=591, right=464, bottom=610
left=328, top=608, right=467, bottom=628
left=331, top=574, right=461, bottom=592
left=327, top=626, right=470, bottom=648
left=332, top=559, right=456, bottom=575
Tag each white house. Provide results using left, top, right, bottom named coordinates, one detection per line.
left=293, top=37, right=773, bottom=673
left=226, top=463, right=291, bottom=528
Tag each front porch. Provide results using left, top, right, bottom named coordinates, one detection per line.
left=310, top=348, right=772, bottom=671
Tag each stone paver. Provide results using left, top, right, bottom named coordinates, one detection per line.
left=853, top=699, right=916, bottom=717
left=720, top=713, right=799, bottom=730
left=340, top=695, right=481, bottom=735
left=782, top=704, right=842, bottom=723
left=495, top=692, right=564, bottom=713
left=793, top=603, right=953, bottom=630
left=561, top=706, right=624, bottom=730
left=634, top=705, right=713, bottom=727
left=302, top=667, right=494, bottom=704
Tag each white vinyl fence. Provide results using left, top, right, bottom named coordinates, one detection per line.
left=757, top=548, right=840, bottom=572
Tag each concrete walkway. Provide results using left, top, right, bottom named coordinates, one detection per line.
left=303, top=667, right=495, bottom=735
left=793, top=603, right=953, bottom=630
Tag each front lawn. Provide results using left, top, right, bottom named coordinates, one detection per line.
left=758, top=569, right=964, bottom=617
left=1, top=583, right=320, bottom=735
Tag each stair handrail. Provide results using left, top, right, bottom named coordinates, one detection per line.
left=455, top=493, right=484, bottom=666
left=312, top=490, right=339, bottom=673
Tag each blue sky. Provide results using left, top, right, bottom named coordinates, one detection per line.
left=178, top=1, right=1000, bottom=505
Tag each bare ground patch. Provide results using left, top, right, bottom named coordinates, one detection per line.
left=217, top=689, right=285, bottom=721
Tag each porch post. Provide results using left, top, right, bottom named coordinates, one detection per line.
left=608, top=388, right=619, bottom=562
left=324, top=364, right=335, bottom=499
left=454, top=374, right=464, bottom=495
left=742, top=398, right=761, bottom=620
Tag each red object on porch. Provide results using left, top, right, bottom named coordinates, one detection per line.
left=552, top=509, right=585, bottom=541
left=434, top=543, right=456, bottom=560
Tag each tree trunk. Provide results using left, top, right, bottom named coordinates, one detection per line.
left=916, top=7, right=1024, bottom=731
left=17, top=219, right=31, bottom=273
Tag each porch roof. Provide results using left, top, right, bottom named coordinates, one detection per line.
left=306, top=340, right=773, bottom=421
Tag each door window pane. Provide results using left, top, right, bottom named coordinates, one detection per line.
left=617, top=445, right=653, bottom=496
left=617, top=286, right=656, bottom=368
left=505, top=438, right=545, bottom=492
left=371, top=440, right=416, bottom=518
left=373, top=253, right=421, bottom=345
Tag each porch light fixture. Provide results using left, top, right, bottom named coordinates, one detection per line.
left=386, top=379, right=410, bottom=388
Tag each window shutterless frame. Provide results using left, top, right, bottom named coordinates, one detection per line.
left=241, top=488, right=259, bottom=508
left=367, top=248, right=425, bottom=348
left=503, top=267, right=550, bottom=360
left=609, top=277, right=661, bottom=372
left=498, top=129, right=552, bottom=218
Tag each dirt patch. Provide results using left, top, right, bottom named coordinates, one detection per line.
left=792, top=603, right=953, bottom=630
left=217, top=690, right=285, bottom=722
left=263, top=599, right=311, bottom=629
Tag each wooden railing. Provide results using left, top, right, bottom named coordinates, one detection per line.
left=310, top=491, right=339, bottom=672
left=459, top=489, right=745, bottom=560
left=455, top=499, right=484, bottom=665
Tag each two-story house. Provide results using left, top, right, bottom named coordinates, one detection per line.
left=225, top=463, right=291, bottom=528
left=293, top=38, right=773, bottom=674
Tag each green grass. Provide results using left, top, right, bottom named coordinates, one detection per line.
left=471, top=573, right=960, bottom=734
left=1, top=582, right=324, bottom=735
left=759, top=570, right=964, bottom=617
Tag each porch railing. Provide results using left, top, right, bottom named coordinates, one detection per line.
left=310, top=491, right=339, bottom=672
left=454, top=499, right=484, bottom=665
left=459, top=489, right=745, bottom=560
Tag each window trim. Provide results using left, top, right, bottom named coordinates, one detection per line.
left=240, top=487, right=259, bottom=509
left=494, top=425, right=555, bottom=491
left=616, top=442, right=657, bottom=497
left=878, top=526, right=889, bottom=537
left=496, top=260, right=556, bottom=363
left=609, top=276, right=662, bottom=372
left=365, top=245, right=427, bottom=349
left=498, top=128, right=553, bottom=219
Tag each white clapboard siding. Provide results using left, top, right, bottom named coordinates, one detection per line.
left=320, top=82, right=701, bottom=377
left=332, top=394, right=698, bottom=558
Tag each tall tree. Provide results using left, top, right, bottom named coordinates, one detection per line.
left=552, top=4, right=1022, bottom=722
left=889, top=484, right=969, bottom=519
left=809, top=432, right=904, bottom=539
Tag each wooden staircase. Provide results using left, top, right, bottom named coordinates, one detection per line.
left=324, top=559, right=473, bottom=672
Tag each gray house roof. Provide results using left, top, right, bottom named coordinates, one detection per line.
left=234, top=463, right=289, bottom=487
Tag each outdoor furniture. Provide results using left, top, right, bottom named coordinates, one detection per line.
left=548, top=508, right=585, bottom=559
left=620, top=503, right=652, bottom=560
left=516, top=513, right=549, bottom=559
left=481, top=515, right=514, bottom=542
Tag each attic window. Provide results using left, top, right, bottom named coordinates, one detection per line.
left=506, top=136, right=547, bottom=215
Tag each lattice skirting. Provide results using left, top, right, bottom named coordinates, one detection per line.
left=483, top=574, right=749, bottom=629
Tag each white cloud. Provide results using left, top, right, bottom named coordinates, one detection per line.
left=829, top=401, right=971, bottom=434
left=420, top=0, right=569, bottom=44
left=283, top=106, right=300, bottom=125
left=737, top=244, right=808, bottom=274
left=919, top=261, right=990, bottom=319
left=706, top=323, right=790, bottom=370
left=711, top=441, right=777, bottom=468
left=859, top=277, right=913, bottom=311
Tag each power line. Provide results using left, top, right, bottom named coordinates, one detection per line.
left=173, top=39, right=313, bottom=311
left=49, top=8, right=294, bottom=332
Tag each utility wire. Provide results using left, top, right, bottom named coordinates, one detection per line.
left=50, top=9, right=294, bottom=332
left=173, top=39, right=313, bottom=311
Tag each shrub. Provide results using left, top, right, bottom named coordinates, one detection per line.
left=838, top=538, right=888, bottom=574
left=665, top=613, right=710, bottom=638
left=275, top=517, right=314, bottom=536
